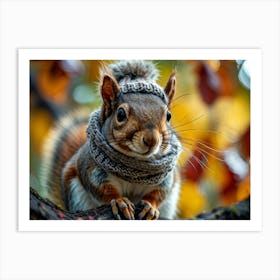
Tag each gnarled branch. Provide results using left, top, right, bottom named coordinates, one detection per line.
left=30, top=188, right=250, bottom=220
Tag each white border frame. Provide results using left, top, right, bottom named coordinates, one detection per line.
left=18, top=48, right=262, bottom=232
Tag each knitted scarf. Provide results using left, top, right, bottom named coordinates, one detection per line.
left=86, top=110, right=181, bottom=185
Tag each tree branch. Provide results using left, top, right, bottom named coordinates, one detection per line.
left=30, top=187, right=250, bottom=220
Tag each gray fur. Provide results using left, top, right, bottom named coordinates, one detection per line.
left=159, top=172, right=174, bottom=190
left=91, top=167, right=108, bottom=186
left=68, top=177, right=100, bottom=211
left=158, top=180, right=181, bottom=219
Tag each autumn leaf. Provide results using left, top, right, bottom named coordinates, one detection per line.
left=196, top=61, right=221, bottom=106
left=178, top=181, right=207, bottom=218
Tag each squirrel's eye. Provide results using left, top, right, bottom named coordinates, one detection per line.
left=117, top=108, right=127, bottom=122
left=166, top=111, right=172, bottom=122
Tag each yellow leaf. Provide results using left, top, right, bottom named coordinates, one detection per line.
left=171, top=93, right=211, bottom=166
left=30, top=109, right=53, bottom=155
left=211, top=95, right=250, bottom=149
left=178, top=181, right=207, bottom=218
left=237, top=175, right=250, bottom=201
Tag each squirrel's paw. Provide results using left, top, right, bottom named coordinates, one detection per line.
left=110, top=197, right=135, bottom=220
left=138, top=200, right=160, bottom=220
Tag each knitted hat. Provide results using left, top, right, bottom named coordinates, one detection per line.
left=109, top=60, right=168, bottom=104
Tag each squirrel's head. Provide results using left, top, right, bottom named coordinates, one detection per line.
left=99, top=61, right=176, bottom=159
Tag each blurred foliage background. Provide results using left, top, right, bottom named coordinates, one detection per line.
left=30, top=59, right=250, bottom=219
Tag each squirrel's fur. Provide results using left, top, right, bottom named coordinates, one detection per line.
left=40, top=60, right=181, bottom=219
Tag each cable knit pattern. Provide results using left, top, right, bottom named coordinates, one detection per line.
left=86, top=110, right=181, bottom=185
left=119, top=81, right=168, bottom=104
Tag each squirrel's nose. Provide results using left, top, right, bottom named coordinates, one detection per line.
left=142, top=132, right=159, bottom=148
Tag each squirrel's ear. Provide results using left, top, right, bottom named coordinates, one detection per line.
left=164, top=71, right=176, bottom=106
left=100, top=74, right=120, bottom=122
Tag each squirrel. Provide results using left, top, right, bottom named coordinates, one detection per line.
left=40, top=60, right=182, bottom=220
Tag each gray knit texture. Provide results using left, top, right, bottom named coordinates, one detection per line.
left=109, top=60, right=159, bottom=82
left=119, top=81, right=168, bottom=104
left=109, top=60, right=168, bottom=103
left=86, top=110, right=181, bottom=185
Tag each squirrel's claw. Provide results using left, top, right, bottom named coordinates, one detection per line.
left=138, top=200, right=160, bottom=220
left=110, top=197, right=135, bottom=220
left=110, top=200, right=121, bottom=220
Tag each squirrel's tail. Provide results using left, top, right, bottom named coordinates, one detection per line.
left=40, top=110, right=90, bottom=209
left=109, top=60, right=159, bottom=83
